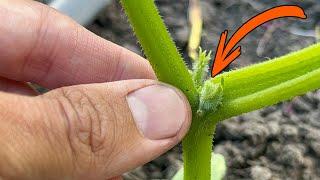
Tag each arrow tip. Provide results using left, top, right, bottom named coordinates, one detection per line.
left=211, top=57, right=223, bottom=77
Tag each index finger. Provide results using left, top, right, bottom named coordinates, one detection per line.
left=0, top=0, right=155, bottom=89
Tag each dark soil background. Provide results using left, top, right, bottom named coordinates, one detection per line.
left=78, top=0, right=320, bottom=179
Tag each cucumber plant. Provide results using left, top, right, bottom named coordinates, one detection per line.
left=120, top=0, right=320, bottom=179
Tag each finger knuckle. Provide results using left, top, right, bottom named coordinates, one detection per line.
left=50, top=86, right=124, bottom=176
left=23, top=4, right=79, bottom=82
left=57, top=87, right=109, bottom=154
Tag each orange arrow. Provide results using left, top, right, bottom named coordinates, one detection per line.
left=211, top=5, right=307, bottom=77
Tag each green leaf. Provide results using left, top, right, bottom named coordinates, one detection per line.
left=211, top=153, right=227, bottom=180
left=197, top=80, right=223, bottom=116
left=192, top=48, right=211, bottom=88
left=172, top=153, right=227, bottom=180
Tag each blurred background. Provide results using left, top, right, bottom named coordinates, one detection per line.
left=38, top=0, right=320, bottom=179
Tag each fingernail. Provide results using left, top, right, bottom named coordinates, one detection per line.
left=127, top=84, right=190, bottom=140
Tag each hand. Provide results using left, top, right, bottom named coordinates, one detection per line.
left=0, top=0, right=191, bottom=179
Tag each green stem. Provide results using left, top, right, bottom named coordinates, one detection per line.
left=208, top=43, right=320, bottom=124
left=119, top=2, right=207, bottom=178
left=182, top=118, right=216, bottom=180
left=120, top=0, right=198, bottom=108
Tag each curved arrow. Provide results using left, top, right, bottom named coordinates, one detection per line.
left=211, top=5, right=307, bottom=77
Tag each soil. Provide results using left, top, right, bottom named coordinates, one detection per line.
left=86, top=0, right=320, bottom=179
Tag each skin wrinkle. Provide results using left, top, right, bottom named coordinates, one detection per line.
left=37, top=12, right=63, bottom=84
left=56, top=87, right=91, bottom=177
left=21, top=4, right=48, bottom=80
left=118, top=50, right=131, bottom=81
left=112, top=48, right=126, bottom=81
left=41, top=19, right=80, bottom=88
left=40, top=99, right=73, bottom=170
left=0, top=95, right=67, bottom=179
left=77, top=93, right=94, bottom=146
left=53, top=92, right=78, bottom=178
left=60, top=88, right=91, bottom=156
left=43, top=87, right=127, bottom=177
left=28, top=107, right=70, bottom=178
left=79, top=90, right=103, bottom=153
left=87, top=94, right=116, bottom=178
left=56, top=87, right=86, bottom=178
left=99, top=100, right=119, bottom=175
left=84, top=92, right=104, bottom=153
left=53, top=86, right=120, bottom=178
left=0, top=1, right=38, bottom=79
left=65, top=88, right=87, bottom=129
left=55, top=88, right=77, bottom=156
left=36, top=130, right=65, bottom=178
left=28, top=7, right=78, bottom=85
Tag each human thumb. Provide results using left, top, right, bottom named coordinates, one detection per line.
left=0, top=79, right=191, bottom=179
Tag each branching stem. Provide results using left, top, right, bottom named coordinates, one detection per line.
left=120, top=1, right=320, bottom=179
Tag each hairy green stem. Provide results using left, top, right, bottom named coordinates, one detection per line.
left=120, top=0, right=198, bottom=108
left=120, top=1, right=211, bottom=178
left=208, top=43, right=320, bottom=124
left=182, top=118, right=216, bottom=180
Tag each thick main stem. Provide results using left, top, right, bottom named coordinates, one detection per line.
left=120, top=1, right=210, bottom=178
left=182, top=115, right=216, bottom=180
left=120, top=0, right=198, bottom=108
